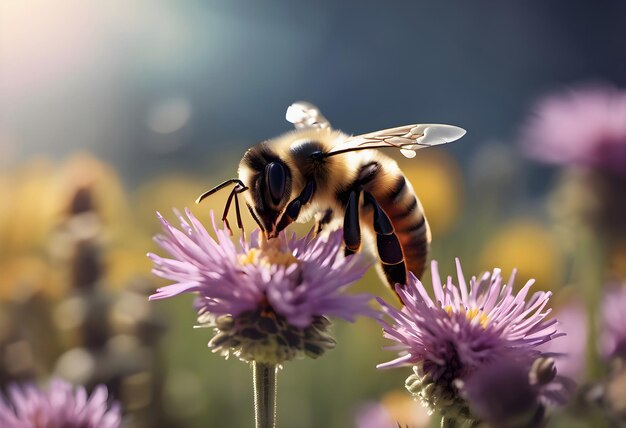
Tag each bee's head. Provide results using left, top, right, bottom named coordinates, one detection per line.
left=239, top=147, right=292, bottom=238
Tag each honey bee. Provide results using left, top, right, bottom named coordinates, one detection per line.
left=197, top=102, right=465, bottom=288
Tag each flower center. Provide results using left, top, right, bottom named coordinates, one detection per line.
left=238, top=240, right=298, bottom=268
left=444, top=305, right=489, bottom=329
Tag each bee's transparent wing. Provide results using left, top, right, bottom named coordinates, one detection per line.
left=285, top=101, right=330, bottom=130
left=329, top=124, right=466, bottom=158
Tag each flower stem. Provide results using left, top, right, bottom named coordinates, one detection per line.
left=253, top=362, right=277, bottom=428
left=440, top=416, right=459, bottom=428
left=576, top=230, right=605, bottom=379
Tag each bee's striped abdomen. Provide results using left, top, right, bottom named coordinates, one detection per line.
left=367, top=166, right=431, bottom=286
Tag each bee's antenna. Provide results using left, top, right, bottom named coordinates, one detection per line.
left=321, top=145, right=390, bottom=158
left=195, top=178, right=247, bottom=204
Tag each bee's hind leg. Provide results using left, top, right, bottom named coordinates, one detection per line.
left=363, top=191, right=407, bottom=291
left=343, top=190, right=362, bottom=257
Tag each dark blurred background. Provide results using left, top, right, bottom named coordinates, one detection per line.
left=1, top=1, right=625, bottom=427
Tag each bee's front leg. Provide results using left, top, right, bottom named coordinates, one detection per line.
left=314, top=209, right=334, bottom=236
left=273, top=181, right=316, bottom=235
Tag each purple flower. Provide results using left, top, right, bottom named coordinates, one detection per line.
left=148, top=209, right=375, bottom=363
left=463, top=360, right=544, bottom=428
left=354, top=395, right=431, bottom=428
left=602, top=286, right=626, bottom=361
left=354, top=402, right=397, bottom=428
left=377, top=259, right=561, bottom=421
left=0, top=379, right=121, bottom=428
left=522, top=84, right=626, bottom=176
left=540, top=287, right=626, bottom=381
left=463, top=357, right=576, bottom=428
left=378, top=259, right=559, bottom=370
left=537, top=300, right=587, bottom=381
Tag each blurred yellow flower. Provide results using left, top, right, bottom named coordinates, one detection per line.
left=0, top=154, right=129, bottom=255
left=0, top=153, right=144, bottom=300
left=134, top=174, right=210, bottom=231
left=611, top=244, right=626, bottom=281
left=398, top=149, right=462, bottom=237
left=0, top=174, right=12, bottom=252
left=380, top=390, right=430, bottom=428
left=106, top=248, right=154, bottom=290
left=2, top=158, right=58, bottom=255
left=480, top=220, right=564, bottom=290
left=56, top=153, right=130, bottom=225
left=0, top=256, right=63, bottom=301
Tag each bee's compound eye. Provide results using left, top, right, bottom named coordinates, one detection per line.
left=266, top=162, right=286, bottom=205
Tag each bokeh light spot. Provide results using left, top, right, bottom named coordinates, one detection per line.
left=480, top=220, right=563, bottom=290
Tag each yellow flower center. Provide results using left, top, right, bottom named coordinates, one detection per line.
left=444, top=305, right=490, bottom=329
left=238, top=239, right=298, bottom=268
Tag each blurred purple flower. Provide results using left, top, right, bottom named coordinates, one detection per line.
left=541, top=287, right=626, bottom=381
left=602, top=286, right=626, bottom=360
left=463, top=360, right=544, bottom=428
left=522, top=84, right=626, bottom=176
left=148, top=209, right=375, bottom=363
left=0, top=379, right=121, bottom=428
left=537, top=300, right=587, bottom=381
left=377, top=259, right=561, bottom=421
left=354, top=402, right=397, bottom=428
left=354, top=395, right=431, bottom=428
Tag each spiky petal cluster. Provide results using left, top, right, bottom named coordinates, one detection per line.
left=377, top=259, right=561, bottom=420
left=0, top=379, right=121, bottom=428
left=149, top=209, right=375, bottom=363
left=378, top=259, right=559, bottom=370
left=522, top=84, right=626, bottom=176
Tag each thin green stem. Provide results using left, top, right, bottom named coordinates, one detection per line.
left=576, top=231, right=605, bottom=379
left=253, top=362, right=277, bottom=428
left=441, top=416, right=459, bottom=428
